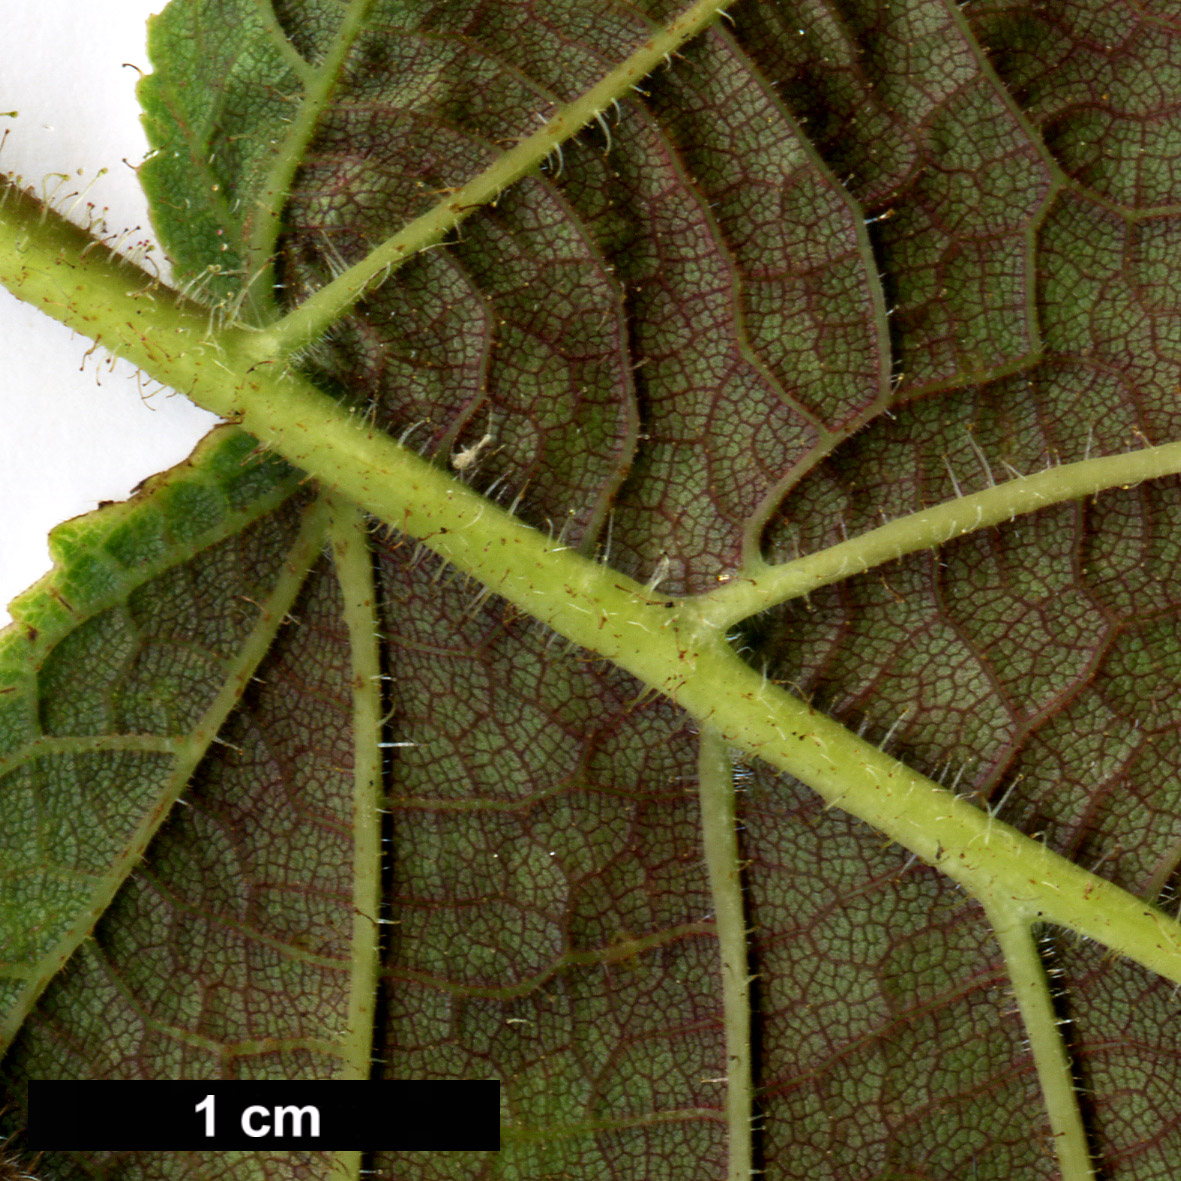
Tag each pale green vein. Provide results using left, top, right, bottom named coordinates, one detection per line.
left=697, top=729, right=754, bottom=1181
left=255, top=0, right=738, bottom=356
left=324, top=495, right=383, bottom=1181
left=0, top=497, right=333, bottom=1055
left=697, top=440, right=1181, bottom=629
left=325, top=493, right=382, bottom=1081
left=321, top=491, right=380, bottom=1181
left=983, top=901, right=1095, bottom=1181
left=252, top=0, right=318, bottom=86
left=243, top=0, right=378, bottom=313
left=0, top=733, right=180, bottom=776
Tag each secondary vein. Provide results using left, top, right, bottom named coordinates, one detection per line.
left=257, top=0, right=739, bottom=356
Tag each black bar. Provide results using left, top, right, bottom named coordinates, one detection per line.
left=26, top=1080, right=499, bottom=1151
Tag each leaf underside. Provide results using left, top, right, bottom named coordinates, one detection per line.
left=5, top=0, right=1181, bottom=1177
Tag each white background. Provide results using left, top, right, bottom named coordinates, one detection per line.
left=0, top=4, right=219, bottom=625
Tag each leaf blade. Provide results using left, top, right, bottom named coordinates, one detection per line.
left=1, top=440, right=325, bottom=1054
left=8, top=0, right=1181, bottom=1175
